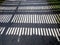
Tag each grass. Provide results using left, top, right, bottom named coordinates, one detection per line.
left=48, top=0, right=60, bottom=2
left=48, top=0, right=60, bottom=23
left=51, top=5, right=60, bottom=9
left=47, top=0, right=60, bottom=9
left=0, top=0, right=5, bottom=4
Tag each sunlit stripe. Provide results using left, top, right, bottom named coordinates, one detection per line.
left=22, top=28, right=25, bottom=35
left=51, top=28, right=55, bottom=37
left=6, top=28, right=10, bottom=35
left=33, top=28, right=35, bottom=35
left=14, top=27, right=17, bottom=35
left=41, top=28, right=43, bottom=36
left=8, top=28, right=12, bottom=35
left=43, top=28, right=46, bottom=36
left=56, top=28, right=60, bottom=36
left=30, top=28, right=32, bottom=35
left=25, top=28, right=28, bottom=35
left=21, top=2, right=48, bottom=5
left=19, top=28, right=22, bottom=36
left=48, top=28, right=52, bottom=36
left=46, top=28, right=49, bottom=36
left=38, top=28, right=40, bottom=35
left=16, top=28, right=19, bottom=35
left=53, top=28, right=60, bottom=41
left=36, top=28, right=38, bottom=35
left=0, top=15, right=12, bottom=23
left=11, top=27, right=15, bottom=35
left=0, top=27, right=5, bottom=35
left=11, top=14, right=60, bottom=24
left=0, top=7, right=16, bottom=10
left=27, top=28, right=30, bottom=35
left=5, top=27, right=60, bottom=39
left=18, top=6, right=51, bottom=10
left=0, top=28, right=2, bottom=34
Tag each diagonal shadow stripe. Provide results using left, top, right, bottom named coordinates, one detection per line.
left=1, top=1, right=21, bottom=45
left=2, top=1, right=21, bottom=35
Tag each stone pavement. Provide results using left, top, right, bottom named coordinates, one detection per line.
left=0, top=0, right=60, bottom=45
